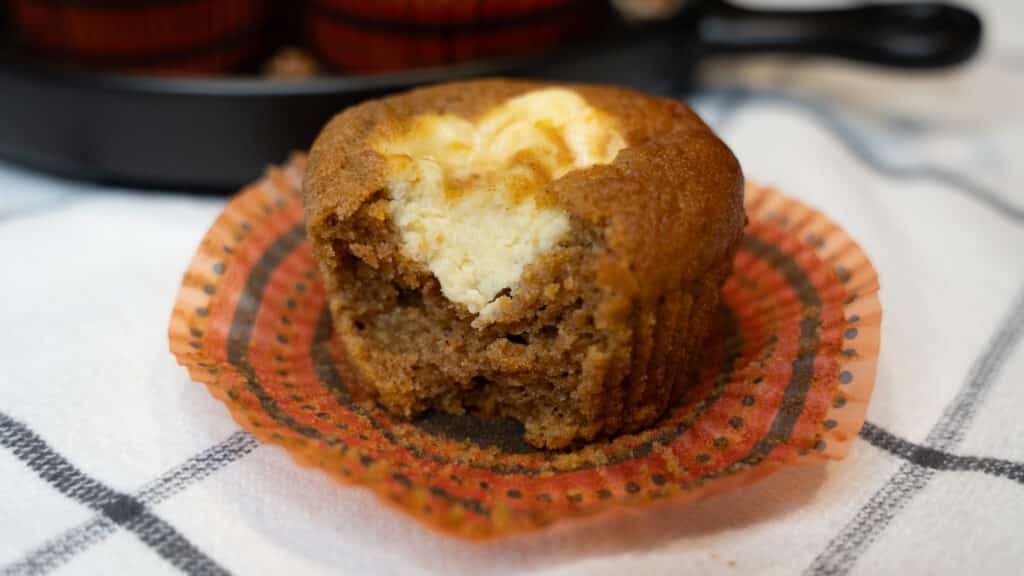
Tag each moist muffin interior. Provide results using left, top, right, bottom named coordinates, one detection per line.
left=317, top=88, right=630, bottom=447
left=319, top=205, right=614, bottom=447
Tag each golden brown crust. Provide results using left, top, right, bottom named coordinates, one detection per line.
left=304, top=79, right=745, bottom=449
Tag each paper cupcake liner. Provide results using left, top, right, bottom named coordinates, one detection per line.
left=11, top=0, right=272, bottom=74
left=307, top=0, right=594, bottom=73
left=170, top=156, right=881, bottom=539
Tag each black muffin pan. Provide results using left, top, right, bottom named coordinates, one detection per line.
left=0, top=0, right=982, bottom=191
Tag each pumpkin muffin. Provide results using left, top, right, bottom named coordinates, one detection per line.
left=308, top=0, right=597, bottom=73
left=10, top=0, right=272, bottom=75
left=304, top=79, right=744, bottom=449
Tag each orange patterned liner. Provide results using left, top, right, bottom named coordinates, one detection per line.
left=170, top=155, right=881, bottom=540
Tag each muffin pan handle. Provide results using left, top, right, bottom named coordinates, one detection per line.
left=698, top=1, right=982, bottom=69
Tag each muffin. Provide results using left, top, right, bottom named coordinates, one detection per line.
left=10, top=0, right=273, bottom=74
left=308, top=0, right=598, bottom=73
left=304, top=79, right=744, bottom=449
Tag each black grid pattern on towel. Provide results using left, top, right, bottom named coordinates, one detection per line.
left=0, top=417, right=256, bottom=576
left=804, top=286, right=1024, bottom=576
left=4, top=289, right=1022, bottom=575
left=2, top=89, right=1023, bottom=576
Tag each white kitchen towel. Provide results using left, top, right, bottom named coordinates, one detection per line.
left=2, top=0, right=1023, bottom=573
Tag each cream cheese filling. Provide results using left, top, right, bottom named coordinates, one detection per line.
left=375, top=88, right=626, bottom=317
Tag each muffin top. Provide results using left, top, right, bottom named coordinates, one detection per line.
left=305, top=79, right=744, bottom=312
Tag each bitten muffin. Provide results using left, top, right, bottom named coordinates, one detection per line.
left=304, top=79, right=744, bottom=449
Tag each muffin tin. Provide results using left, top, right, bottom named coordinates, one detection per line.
left=0, top=0, right=982, bottom=190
